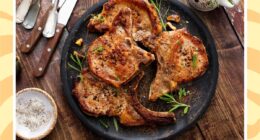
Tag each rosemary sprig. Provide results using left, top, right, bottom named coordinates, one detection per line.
left=113, top=117, right=119, bottom=131
left=68, top=63, right=81, bottom=72
left=163, top=7, right=170, bottom=19
left=178, top=88, right=190, bottom=100
left=99, top=118, right=109, bottom=129
left=68, top=53, right=84, bottom=71
left=68, top=52, right=85, bottom=81
left=160, top=92, right=190, bottom=114
left=150, top=0, right=168, bottom=30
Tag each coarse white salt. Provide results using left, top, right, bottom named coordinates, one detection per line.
left=16, top=97, right=51, bottom=132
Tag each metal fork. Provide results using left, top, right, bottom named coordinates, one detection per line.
left=42, top=0, right=66, bottom=38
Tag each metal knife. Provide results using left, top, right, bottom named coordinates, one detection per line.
left=22, top=0, right=41, bottom=29
left=42, top=0, right=65, bottom=38
left=16, top=0, right=33, bottom=23
left=33, top=0, right=78, bottom=77
left=42, top=0, right=59, bottom=38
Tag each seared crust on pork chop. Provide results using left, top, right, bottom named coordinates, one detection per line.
left=148, top=29, right=209, bottom=101
left=87, top=0, right=162, bottom=42
left=73, top=69, right=145, bottom=126
left=87, top=8, right=155, bottom=88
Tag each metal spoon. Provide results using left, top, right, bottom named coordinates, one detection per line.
left=16, top=0, right=33, bottom=23
left=22, top=0, right=41, bottom=29
left=42, top=0, right=65, bottom=38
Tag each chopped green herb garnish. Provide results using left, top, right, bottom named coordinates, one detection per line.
left=93, top=45, right=104, bottom=53
left=192, top=54, right=198, bottom=68
left=113, top=117, right=119, bottom=131
left=160, top=93, right=190, bottom=114
left=92, top=14, right=105, bottom=22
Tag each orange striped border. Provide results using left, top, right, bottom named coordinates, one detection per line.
left=0, top=0, right=13, bottom=139
left=248, top=0, right=260, bottom=139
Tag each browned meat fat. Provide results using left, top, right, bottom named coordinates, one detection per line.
left=128, top=72, right=176, bottom=124
left=87, top=0, right=162, bottom=42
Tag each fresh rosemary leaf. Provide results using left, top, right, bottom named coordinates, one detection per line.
left=159, top=96, right=172, bottom=102
left=70, top=54, right=78, bottom=65
left=183, top=106, right=189, bottom=114
left=99, top=119, right=109, bottom=129
left=69, top=51, right=85, bottom=74
left=68, top=63, right=81, bottom=72
left=178, top=88, right=187, bottom=100
left=113, top=117, right=119, bottom=131
left=168, top=105, right=180, bottom=112
left=150, top=0, right=167, bottom=30
left=163, top=7, right=170, bottom=18
left=158, top=0, right=162, bottom=11
left=75, top=54, right=82, bottom=70
left=163, top=93, right=176, bottom=101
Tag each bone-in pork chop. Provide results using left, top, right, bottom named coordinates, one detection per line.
left=87, top=8, right=155, bottom=88
left=73, top=69, right=145, bottom=126
left=87, top=0, right=162, bottom=42
left=148, top=29, right=209, bottom=101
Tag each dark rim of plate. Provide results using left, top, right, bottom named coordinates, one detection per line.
left=60, top=0, right=219, bottom=139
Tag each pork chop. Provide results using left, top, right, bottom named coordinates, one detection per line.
left=148, top=29, right=209, bottom=101
left=87, top=8, right=155, bottom=88
left=87, top=0, right=162, bottom=42
left=73, top=69, right=145, bottom=126
left=73, top=69, right=176, bottom=125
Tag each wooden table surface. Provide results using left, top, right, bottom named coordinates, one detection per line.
left=16, top=0, right=244, bottom=139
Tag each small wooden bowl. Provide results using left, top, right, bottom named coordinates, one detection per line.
left=16, top=88, right=58, bottom=140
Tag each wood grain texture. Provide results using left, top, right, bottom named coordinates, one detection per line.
left=225, top=0, right=244, bottom=46
left=33, top=23, right=65, bottom=77
left=20, top=6, right=52, bottom=53
left=16, top=0, right=244, bottom=139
